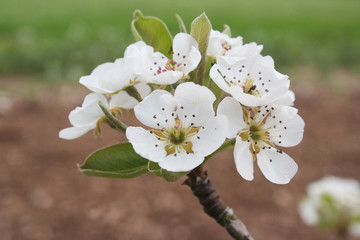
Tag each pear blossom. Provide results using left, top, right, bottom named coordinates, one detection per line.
left=79, top=58, right=151, bottom=101
left=126, top=82, right=227, bottom=172
left=207, top=30, right=263, bottom=60
left=127, top=33, right=201, bottom=85
left=299, top=176, right=360, bottom=236
left=210, top=55, right=291, bottom=107
left=218, top=97, right=304, bottom=184
left=59, top=91, right=144, bottom=140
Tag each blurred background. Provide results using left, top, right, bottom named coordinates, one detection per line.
left=0, top=0, right=359, bottom=239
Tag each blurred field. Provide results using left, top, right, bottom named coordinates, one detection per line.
left=1, top=1, right=360, bottom=239
left=0, top=72, right=360, bottom=240
left=0, top=0, right=360, bottom=82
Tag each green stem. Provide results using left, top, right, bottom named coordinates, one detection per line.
left=125, top=86, right=143, bottom=102
left=99, top=102, right=127, bottom=133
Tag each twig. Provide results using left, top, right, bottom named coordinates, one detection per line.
left=184, top=167, right=254, bottom=240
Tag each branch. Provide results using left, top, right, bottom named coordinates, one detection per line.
left=184, top=167, right=254, bottom=240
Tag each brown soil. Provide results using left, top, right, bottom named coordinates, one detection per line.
left=1, top=77, right=360, bottom=240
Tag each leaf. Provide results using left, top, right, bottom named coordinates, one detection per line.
left=148, top=161, right=188, bottom=182
left=175, top=14, right=187, bottom=33
left=222, top=24, right=231, bottom=37
left=190, top=12, right=212, bottom=85
left=131, top=10, right=173, bottom=58
left=78, top=143, right=149, bottom=178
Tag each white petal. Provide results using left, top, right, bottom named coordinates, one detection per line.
left=350, top=222, right=360, bottom=237
left=209, top=63, right=231, bottom=93
left=227, top=42, right=263, bottom=60
left=267, top=106, right=305, bottom=147
left=159, top=151, right=204, bottom=172
left=175, top=82, right=215, bottom=126
left=217, top=97, right=246, bottom=138
left=59, top=126, right=94, bottom=140
left=257, top=148, right=298, bottom=184
left=135, top=82, right=152, bottom=99
left=69, top=93, right=107, bottom=126
left=229, top=85, right=267, bottom=107
left=110, top=91, right=138, bottom=109
left=126, top=127, right=166, bottom=162
left=298, top=198, right=319, bottom=226
left=134, top=90, right=178, bottom=129
left=79, top=62, right=131, bottom=94
left=172, top=33, right=201, bottom=75
left=233, top=137, right=254, bottom=181
left=109, top=83, right=151, bottom=110
left=271, top=90, right=295, bottom=106
left=192, top=115, right=227, bottom=157
left=150, top=71, right=183, bottom=85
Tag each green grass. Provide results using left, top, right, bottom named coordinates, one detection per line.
left=0, top=0, right=359, bottom=82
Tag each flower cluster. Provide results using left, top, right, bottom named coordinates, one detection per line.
left=60, top=14, right=304, bottom=184
left=299, top=176, right=360, bottom=236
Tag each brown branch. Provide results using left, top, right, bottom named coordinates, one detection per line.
left=184, top=167, right=254, bottom=240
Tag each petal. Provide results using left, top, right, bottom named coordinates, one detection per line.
left=350, top=222, right=360, bottom=237
left=271, top=90, right=295, bottom=106
left=126, top=127, right=166, bottom=162
left=135, top=82, right=152, bottom=99
left=227, top=42, right=263, bottom=59
left=233, top=137, right=254, bottom=181
left=209, top=63, right=231, bottom=93
left=298, top=198, right=319, bottom=226
left=257, top=148, right=298, bottom=184
left=109, top=83, right=151, bottom=109
left=79, top=62, right=131, bottom=94
left=59, top=126, right=94, bottom=140
left=191, top=115, right=227, bottom=157
left=175, top=82, right=215, bottom=126
left=69, top=93, right=107, bottom=126
left=150, top=71, right=183, bottom=85
left=229, top=85, right=266, bottom=107
left=217, top=97, right=246, bottom=138
left=266, top=106, right=305, bottom=147
left=159, top=151, right=204, bottom=172
left=172, top=33, right=201, bottom=75
left=134, top=90, right=178, bottom=129
left=110, top=91, right=138, bottom=109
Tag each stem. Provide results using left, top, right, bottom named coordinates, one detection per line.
left=125, top=85, right=143, bottom=102
left=99, top=102, right=128, bottom=133
left=184, top=167, right=254, bottom=240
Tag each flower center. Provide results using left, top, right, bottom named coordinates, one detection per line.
left=169, top=124, right=185, bottom=144
left=221, top=41, right=232, bottom=55
left=150, top=120, right=200, bottom=156
left=157, top=59, right=183, bottom=74
left=241, top=78, right=257, bottom=95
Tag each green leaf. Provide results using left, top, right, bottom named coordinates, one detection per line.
left=190, top=12, right=212, bottom=85
left=175, top=14, right=187, bottom=33
left=148, top=161, right=188, bottom=182
left=222, top=24, right=231, bottom=37
left=78, top=143, right=149, bottom=178
left=131, top=10, right=173, bottom=58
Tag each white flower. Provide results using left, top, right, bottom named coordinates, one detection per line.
left=59, top=91, right=140, bottom=140
left=126, top=82, right=227, bottom=172
left=217, top=97, right=304, bottom=184
left=129, top=33, right=201, bottom=85
left=210, top=55, right=290, bottom=107
left=207, top=30, right=263, bottom=60
left=299, top=176, right=360, bottom=236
